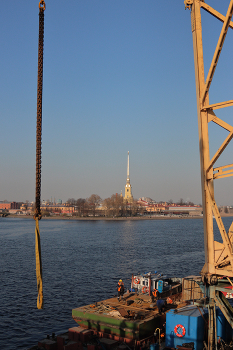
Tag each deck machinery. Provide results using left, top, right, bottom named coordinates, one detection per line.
left=185, top=1, right=233, bottom=349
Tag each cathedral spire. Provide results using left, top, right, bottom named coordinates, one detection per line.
left=127, top=151, right=130, bottom=182
left=124, top=151, right=133, bottom=201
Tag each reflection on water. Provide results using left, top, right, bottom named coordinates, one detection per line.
left=0, top=216, right=232, bottom=349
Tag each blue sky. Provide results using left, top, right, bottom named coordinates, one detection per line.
left=1, top=1, right=233, bottom=205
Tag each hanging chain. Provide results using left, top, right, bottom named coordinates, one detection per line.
left=34, top=1, right=45, bottom=220
left=39, top=0, right=46, bottom=11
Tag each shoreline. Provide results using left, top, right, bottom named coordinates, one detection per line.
left=3, top=214, right=233, bottom=221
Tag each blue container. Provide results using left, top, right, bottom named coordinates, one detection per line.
left=166, top=306, right=206, bottom=350
left=216, top=307, right=232, bottom=342
left=216, top=308, right=225, bottom=341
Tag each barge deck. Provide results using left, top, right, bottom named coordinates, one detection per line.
left=72, top=292, right=182, bottom=341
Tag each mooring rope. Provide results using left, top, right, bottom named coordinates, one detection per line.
left=35, top=218, right=43, bottom=309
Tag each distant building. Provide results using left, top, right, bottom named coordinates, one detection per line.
left=136, top=199, right=202, bottom=216
left=167, top=205, right=202, bottom=216
left=0, top=202, right=21, bottom=210
left=124, top=151, right=133, bottom=202
left=0, top=202, right=11, bottom=210
left=140, top=197, right=153, bottom=204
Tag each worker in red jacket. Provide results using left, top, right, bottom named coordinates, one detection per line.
left=117, top=279, right=124, bottom=301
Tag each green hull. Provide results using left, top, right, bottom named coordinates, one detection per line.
left=72, top=301, right=165, bottom=340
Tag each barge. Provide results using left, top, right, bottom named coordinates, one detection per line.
left=30, top=276, right=233, bottom=350
left=71, top=273, right=183, bottom=343
left=30, top=273, right=185, bottom=349
left=72, top=294, right=177, bottom=341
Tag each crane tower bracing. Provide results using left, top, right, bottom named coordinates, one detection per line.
left=185, top=1, right=233, bottom=349
left=185, top=0, right=233, bottom=280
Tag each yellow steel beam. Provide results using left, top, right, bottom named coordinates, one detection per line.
left=204, top=100, right=233, bottom=111
left=214, top=243, right=227, bottom=268
left=229, top=222, right=233, bottom=242
left=214, top=173, right=233, bottom=180
left=213, top=164, right=233, bottom=179
left=207, top=132, right=233, bottom=175
left=201, top=0, right=233, bottom=106
left=208, top=188, right=233, bottom=260
left=191, top=0, right=215, bottom=277
left=208, top=113, right=233, bottom=133
left=200, top=2, right=233, bottom=29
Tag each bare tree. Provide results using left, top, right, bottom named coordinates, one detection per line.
left=177, top=198, right=184, bottom=205
left=131, top=200, right=140, bottom=216
left=103, top=197, right=112, bottom=217
left=110, top=194, right=124, bottom=217
left=102, top=194, right=126, bottom=217
left=118, top=195, right=127, bottom=217
left=87, top=194, right=102, bottom=216
left=76, top=198, right=86, bottom=217
left=67, top=198, right=76, bottom=206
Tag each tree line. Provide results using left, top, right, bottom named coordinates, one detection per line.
left=67, top=194, right=143, bottom=217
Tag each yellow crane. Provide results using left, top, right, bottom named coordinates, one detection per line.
left=185, top=1, right=233, bottom=349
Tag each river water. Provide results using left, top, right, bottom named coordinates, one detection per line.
left=0, top=216, right=232, bottom=349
